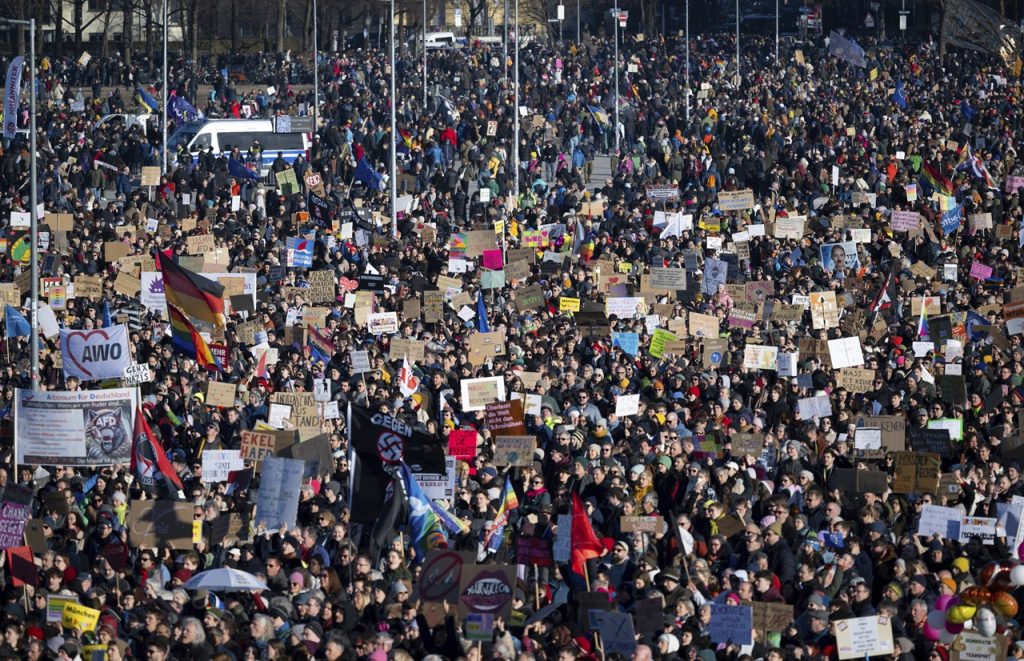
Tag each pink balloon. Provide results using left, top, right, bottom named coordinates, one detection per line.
left=944, top=597, right=961, bottom=612
left=923, top=623, right=941, bottom=642
left=945, top=620, right=965, bottom=634
left=1017, top=541, right=1024, bottom=562
left=935, top=595, right=955, bottom=612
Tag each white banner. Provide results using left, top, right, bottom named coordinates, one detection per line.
left=59, top=325, right=132, bottom=381
left=3, top=57, right=24, bottom=139
left=201, top=450, right=245, bottom=483
left=16, top=388, right=138, bottom=466
left=414, top=456, right=457, bottom=501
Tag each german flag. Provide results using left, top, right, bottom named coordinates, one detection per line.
left=159, top=256, right=225, bottom=329
left=167, top=304, right=221, bottom=371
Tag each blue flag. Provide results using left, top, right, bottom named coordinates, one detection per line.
left=101, top=301, right=112, bottom=328
left=4, top=305, right=30, bottom=338
left=476, top=292, right=490, bottom=333
left=941, top=204, right=963, bottom=236
left=400, top=464, right=448, bottom=560
left=961, top=100, right=977, bottom=121
left=228, top=158, right=260, bottom=181
left=136, top=86, right=159, bottom=113
left=354, top=158, right=383, bottom=191
left=168, top=94, right=202, bottom=123
left=893, top=80, right=907, bottom=110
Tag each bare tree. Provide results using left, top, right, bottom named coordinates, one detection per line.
left=277, top=0, right=287, bottom=49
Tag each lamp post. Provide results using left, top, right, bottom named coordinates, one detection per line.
left=685, top=0, right=689, bottom=123
left=613, top=0, right=619, bottom=153
left=162, top=0, right=167, bottom=173
left=423, top=0, right=427, bottom=102
left=512, top=0, right=519, bottom=199
left=775, top=0, right=780, bottom=63
left=390, top=0, right=397, bottom=238
left=3, top=18, right=37, bottom=389
left=313, top=0, right=319, bottom=130
left=735, top=0, right=740, bottom=81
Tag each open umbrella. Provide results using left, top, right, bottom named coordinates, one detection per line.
left=182, top=567, right=267, bottom=592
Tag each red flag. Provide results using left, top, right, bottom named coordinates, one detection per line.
left=132, top=407, right=184, bottom=495
left=570, top=492, right=604, bottom=577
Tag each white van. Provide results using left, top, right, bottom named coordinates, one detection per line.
left=167, top=119, right=311, bottom=175
left=424, top=31, right=459, bottom=49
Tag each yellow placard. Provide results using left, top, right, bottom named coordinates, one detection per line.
left=193, top=520, right=203, bottom=544
left=559, top=297, right=581, bottom=313
left=61, top=602, right=100, bottom=632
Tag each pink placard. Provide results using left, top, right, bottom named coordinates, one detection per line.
left=482, top=249, right=504, bottom=270
left=969, top=261, right=993, bottom=280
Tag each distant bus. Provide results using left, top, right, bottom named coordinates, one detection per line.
left=167, top=119, right=311, bottom=175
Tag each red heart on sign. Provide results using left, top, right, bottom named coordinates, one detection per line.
left=339, top=278, right=359, bottom=292
left=64, top=329, right=112, bottom=378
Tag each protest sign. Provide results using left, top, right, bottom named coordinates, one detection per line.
left=460, top=376, right=506, bottom=412
left=717, top=189, right=755, bottom=211
left=126, top=502, right=194, bottom=548
left=417, top=550, right=474, bottom=604
left=834, top=615, right=894, bottom=659
left=918, top=504, right=962, bottom=539
left=447, top=430, right=478, bottom=460
left=837, top=367, right=875, bottom=393
left=59, top=325, right=131, bottom=381
left=0, top=485, right=32, bottom=549
left=458, top=564, right=515, bottom=621
left=239, top=430, right=284, bottom=463
left=827, top=468, right=887, bottom=494
left=254, top=457, right=305, bottom=530
left=61, top=602, right=101, bottom=633
left=620, top=516, right=663, bottom=533
left=493, top=436, right=535, bottom=466
left=952, top=631, right=1008, bottom=661
left=15, top=388, right=137, bottom=467
left=47, top=595, right=78, bottom=623
left=515, top=536, right=553, bottom=566
left=268, top=392, right=321, bottom=439
left=743, top=601, right=794, bottom=633
left=594, top=611, right=637, bottom=655
left=959, top=516, right=997, bottom=545
left=708, top=603, right=753, bottom=645
left=201, top=450, right=244, bottom=483
left=205, top=381, right=237, bottom=408
left=615, top=393, right=641, bottom=417
left=892, top=452, right=940, bottom=494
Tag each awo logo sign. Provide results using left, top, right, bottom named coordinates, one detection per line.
left=58, top=325, right=132, bottom=382
left=461, top=570, right=512, bottom=614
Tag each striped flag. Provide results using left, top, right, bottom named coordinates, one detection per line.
left=158, top=256, right=226, bottom=329
left=167, top=305, right=221, bottom=371
left=484, top=475, right=519, bottom=551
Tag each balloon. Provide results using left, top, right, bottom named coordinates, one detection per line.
left=923, top=623, right=941, bottom=642
left=981, top=561, right=1001, bottom=586
left=927, top=610, right=947, bottom=631
left=944, top=620, right=964, bottom=634
left=937, top=627, right=957, bottom=644
left=1018, top=541, right=1024, bottom=562
left=976, top=607, right=998, bottom=637
left=935, top=594, right=956, bottom=611
left=959, top=586, right=992, bottom=606
left=989, top=561, right=1015, bottom=591
left=991, top=591, right=1019, bottom=618
left=946, top=603, right=977, bottom=624
left=1011, top=565, right=1024, bottom=587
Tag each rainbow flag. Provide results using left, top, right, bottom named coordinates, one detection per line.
left=167, top=304, right=221, bottom=371
left=918, top=306, right=929, bottom=337
left=484, top=475, right=519, bottom=551
left=307, top=326, right=335, bottom=365
left=159, top=256, right=226, bottom=329
left=920, top=162, right=954, bottom=197
left=431, top=499, right=469, bottom=535
left=400, top=464, right=448, bottom=559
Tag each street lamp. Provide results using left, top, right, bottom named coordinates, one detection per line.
left=2, top=18, right=37, bottom=390
left=313, top=0, right=319, bottom=130
left=685, top=0, right=689, bottom=123
left=161, top=0, right=167, bottom=174
left=390, top=0, right=397, bottom=237
left=613, top=0, right=620, bottom=153
left=512, top=0, right=519, bottom=198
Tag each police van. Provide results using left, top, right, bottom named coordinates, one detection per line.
left=167, top=118, right=311, bottom=176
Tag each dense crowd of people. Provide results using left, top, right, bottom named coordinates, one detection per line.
left=0, top=14, right=1021, bottom=661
